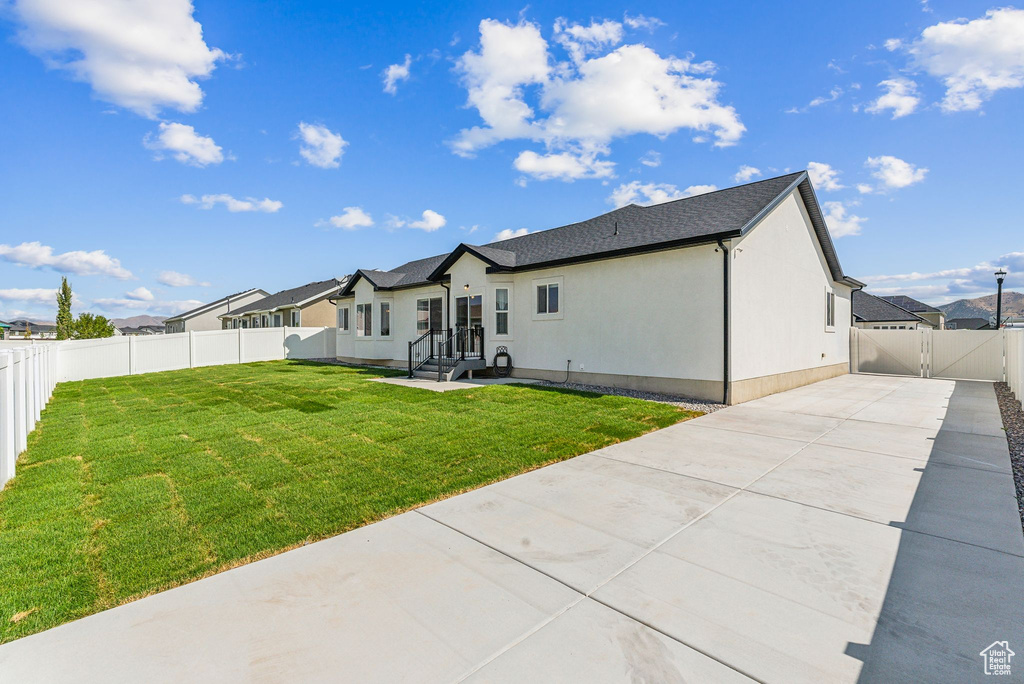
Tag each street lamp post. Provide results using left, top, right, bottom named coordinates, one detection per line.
left=995, top=269, right=1007, bottom=329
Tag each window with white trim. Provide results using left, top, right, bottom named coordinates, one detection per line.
left=291, top=309, right=301, bottom=327
left=337, top=306, right=349, bottom=332
left=825, top=288, right=835, bottom=331
left=416, top=297, right=443, bottom=333
left=356, top=303, right=372, bottom=337
left=536, top=283, right=559, bottom=314
left=495, top=287, right=509, bottom=336
left=380, top=302, right=391, bottom=337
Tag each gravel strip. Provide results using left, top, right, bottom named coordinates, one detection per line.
left=536, top=380, right=726, bottom=413
left=995, top=382, right=1024, bottom=535
left=303, top=359, right=725, bottom=413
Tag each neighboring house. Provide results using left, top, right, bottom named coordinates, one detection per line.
left=5, top=320, right=57, bottom=339
left=220, top=279, right=346, bottom=329
left=117, top=325, right=166, bottom=336
left=163, top=288, right=269, bottom=333
left=333, top=171, right=863, bottom=404
left=878, top=294, right=945, bottom=329
left=852, top=291, right=931, bottom=329
left=0, top=320, right=9, bottom=340
left=946, top=317, right=992, bottom=330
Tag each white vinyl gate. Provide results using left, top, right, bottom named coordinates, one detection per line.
left=851, top=328, right=1010, bottom=381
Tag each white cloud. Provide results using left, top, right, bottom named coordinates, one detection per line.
left=809, top=86, right=843, bottom=107
left=865, top=155, right=928, bottom=190
left=639, top=150, right=661, bottom=167
left=623, top=14, right=665, bottom=32
left=11, top=0, right=226, bottom=118
left=806, top=161, right=844, bottom=191
left=857, top=183, right=874, bottom=194
left=733, top=165, right=762, bottom=182
left=822, top=201, right=866, bottom=238
left=93, top=296, right=202, bottom=315
left=322, top=207, right=374, bottom=230
left=157, top=270, right=210, bottom=287
left=0, top=241, right=133, bottom=278
left=408, top=209, right=446, bottom=232
left=296, top=122, right=347, bottom=169
left=494, top=227, right=530, bottom=241
left=865, top=78, right=920, bottom=119
left=863, top=251, right=1024, bottom=303
left=451, top=19, right=744, bottom=179
left=553, top=18, right=623, bottom=64
left=513, top=148, right=614, bottom=181
left=143, top=122, right=223, bottom=166
left=180, top=193, right=282, bottom=213
left=383, top=54, right=412, bottom=94
left=0, top=288, right=58, bottom=303
left=125, top=286, right=154, bottom=301
left=607, top=181, right=716, bottom=208
left=895, top=8, right=1024, bottom=112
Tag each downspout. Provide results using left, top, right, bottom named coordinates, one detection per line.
left=440, top=281, right=451, bottom=333
left=717, top=238, right=730, bottom=405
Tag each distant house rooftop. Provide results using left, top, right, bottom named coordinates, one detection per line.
left=946, top=317, right=991, bottom=330
left=877, top=294, right=942, bottom=314
left=852, top=291, right=926, bottom=323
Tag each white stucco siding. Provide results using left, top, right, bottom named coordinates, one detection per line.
left=729, top=191, right=852, bottom=383
left=339, top=278, right=448, bottom=362
left=504, top=247, right=724, bottom=381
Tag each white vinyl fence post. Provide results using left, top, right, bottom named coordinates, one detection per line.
left=1, top=352, right=15, bottom=486
left=189, top=330, right=196, bottom=368
left=13, top=350, right=27, bottom=454
left=34, top=347, right=43, bottom=420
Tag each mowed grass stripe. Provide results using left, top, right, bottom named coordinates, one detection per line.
left=0, top=360, right=696, bottom=642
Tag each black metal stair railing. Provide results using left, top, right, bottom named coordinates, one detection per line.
left=408, top=329, right=440, bottom=377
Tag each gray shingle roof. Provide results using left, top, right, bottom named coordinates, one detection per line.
left=878, top=295, right=941, bottom=314
left=341, top=171, right=859, bottom=296
left=164, top=288, right=266, bottom=322
left=228, top=279, right=344, bottom=316
left=946, top=317, right=991, bottom=330
left=853, top=291, right=926, bottom=322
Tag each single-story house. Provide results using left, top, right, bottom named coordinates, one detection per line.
left=0, top=320, right=10, bottom=339
left=117, top=324, right=166, bottom=336
left=877, top=294, right=945, bottom=329
left=4, top=319, right=57, bottom=339
left=946, top=317, right=992, bottom=330
left=332, top=171, right=864, bottom=404
left=220, top=278, right=346, bottom=329
left=852, top=291, right=931, bottom=329
left=164, top=288, right=269, bottom=333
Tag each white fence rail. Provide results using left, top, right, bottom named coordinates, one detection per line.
left=1, top=345, right=58, bottom=487
left=0, top=327, right=335, bottom=486
left=851, top=328, right=1024, bottom=406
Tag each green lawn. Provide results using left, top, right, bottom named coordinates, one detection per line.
left=0, top=361, right=696, bottom=642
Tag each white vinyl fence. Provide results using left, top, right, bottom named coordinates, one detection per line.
left=1, top=345, right=57, bottom=487
left=852, top=328, right=1024, bottom=409
left=0, top=327, right=335, bottom=486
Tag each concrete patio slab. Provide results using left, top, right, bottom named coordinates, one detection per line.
left=3, top=372, right=1021, bottom=683
left=420, top=454, right=735, bottom=594
left=465, top=598, right=753, bottom=683
left=0, top=512, right=580, bottom=683
left=687, top=404, right=842, bottom=441
left=589, top=421, right=806, bottom=488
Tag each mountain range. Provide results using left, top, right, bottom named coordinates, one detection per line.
left=938, top=291, right=1024, bottom=320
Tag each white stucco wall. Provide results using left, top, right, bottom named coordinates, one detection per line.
left=338, top=247, right=725, bottom=384
left=168, top=290, right=267, bottom=333
left=729, top=191, right=852, bottom=382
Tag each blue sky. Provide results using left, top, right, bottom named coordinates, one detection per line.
left=1, top=0, right=1022, bottom=321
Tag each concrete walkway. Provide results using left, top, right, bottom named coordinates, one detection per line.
left=2, top=374, right=1022, bottom=682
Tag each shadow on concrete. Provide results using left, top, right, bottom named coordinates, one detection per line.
left=849, top=381, right=1024, bottom=682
